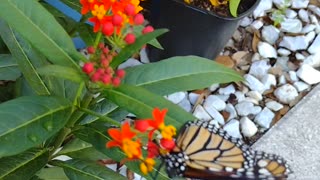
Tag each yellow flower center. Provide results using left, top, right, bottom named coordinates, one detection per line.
left=122, top=139, right=141, bottom=159
left=88, top=0, right=94, bottom=3
left=161, top=125, right=176, bottom=140
left=140, top=158, right=155, bottom=175
left=91, top=4, right=106, bottom=20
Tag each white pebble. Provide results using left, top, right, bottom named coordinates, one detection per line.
left=295, top=53, right=305, bottom=60
left=219, top=85, right=236, bottom=95
left=234, top=91, right=246, bottom=102
left=278, top=75, right=287, bottom=85
left=261, top=74, right=277, bottom=90
left=223, top=119, right=241, bottom=138
left=293, top=81, right=310, bottom=92
left=246, top=91, right=263, bottom=101
left=140, top=48, right=149, bottom=63
left=240, top=17, right=253, bottom=27
left=225, top=104, right=238, bottom=120
left=277, top=48, right=291, bottom=56
left=296, top=64, right=320, bottom=85
left=254, top=107, right=275, bottom=129
left=302, top=24, right=316, bottom=34
left=235, top=101, right=262, bottom=116
left=308, top=34, right=320, bottom=54
left=258, top=42, right=278, bottom=58
left=203, top=105, right=225, bottom=125
left=303, top=52, right=320, bottom=68
left=193, top=105, right=212, bottom=121
left=285, top=9, right=297, bottom=19
left=279, top=36, right=309, bottom=51
left=291, top=0, right=309, bottom=9
left=249, top=60, right=271, bottom=80
left=262, top=25, right=280, bottom=45
left=251, top=20, right=264, bottom=30
left=253, top=0, right=273, bottom=18
left=289, top=71, right=299, bottom=82
left=188, top=93, right=200, bottom=105
left=298, top=9, right=309, bottom=23
left=178, top=97, right=192, bottom=112
left=204, top=95, right=227, bottom=111
left=266, top=101, right=284, bottom=111
left=274, top=84, right=299, bottom=104
left=244, top=74, right=266, bottom=93
left=240, top=117, right=258, bottom=137
left=209, top=83, right=220, bottom=92
left=280, top=19, right=302, bottom=33
left=167, top=92, right=187, bottom=104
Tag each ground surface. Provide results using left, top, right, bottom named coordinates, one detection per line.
left=253, top=84, right=320, bottom=179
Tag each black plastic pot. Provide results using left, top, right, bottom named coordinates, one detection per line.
left=145, top=0, right=261, bottom=62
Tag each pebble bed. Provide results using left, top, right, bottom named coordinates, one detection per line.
left=118, top=0, right=320, bottom=145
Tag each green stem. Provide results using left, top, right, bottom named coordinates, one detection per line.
left=49, top=92, right=93, bottom=157
left=77, top=106, right=121, bottom=126
left=94, top=32, right=103, bottom=48
left=68, top=15, right=88, bottom=37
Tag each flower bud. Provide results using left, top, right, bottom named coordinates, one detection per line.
left=124, top=33, right=136, bottom=44
left=112, top=77, right=121, bottom=87
left=124, top=4, right=135, bottom=16
left=112, top=14, right=123, bottom=26
left=102, top=22, right=114, bottom=36
left=160, top=138, right=175, bottom=151
left=82, top=62, right=94, bottom=74
left=142, top=26, right=154, bottom=34
left=87, top=46, right=95, bottom=54
left=134, top=13, right=144, bottom=25
left=116, top=69, right=126, bottom=78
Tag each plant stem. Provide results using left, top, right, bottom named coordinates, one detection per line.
left=49, top=92, right=93, bottom=157
left=77, top=106, right=121, bottom=126
left=94, top=32, right=102, bottom=48
left=69, top=15, right=88, bottom=37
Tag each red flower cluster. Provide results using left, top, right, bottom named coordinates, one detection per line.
left=106, top=108, right=176, bottom=175
left=80, top=0, right=153, bottom=46
left=82, top=44, right=125, bottom=87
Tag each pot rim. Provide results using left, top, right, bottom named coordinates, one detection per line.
left=169, top=0, right=261, bottom=20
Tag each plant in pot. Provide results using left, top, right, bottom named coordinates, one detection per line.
left=144, top=0, right=261, bottom=61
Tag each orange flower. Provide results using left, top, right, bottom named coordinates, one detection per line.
left=107, top=122, right=142, bottom=159
left=140, top=158, right=155, bottom=175
left=148, top=108, right=168, bottom=129
left=80, top=0, right=97, bottom=15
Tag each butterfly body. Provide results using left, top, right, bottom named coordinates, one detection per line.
left=164, top=120, right=291, bottom=180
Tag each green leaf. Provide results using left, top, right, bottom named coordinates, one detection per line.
left=230, top=0, right=241, bottom=17
left=123, top=56, right=243, bottom=95
left=0, top=22, right=51, bottom=95
left=0, top=54, right=20, bottom=80
left=52, top=159, right=126, bottom=180
left=37, top=65, right=84, bottom=83
left=36, top=167, right=68, bottom=180
left=110, top=29, right=168, bottom=67
left=58, top=138, right=108, bottom=161
left=41, top=2, right=78, bottom=34
left=80, top=99, right=118, bottom=125
left=60, top=0, right=82, bottom=12
left=0, top=0, right=84, bottom=68
left=103, top=85, right=195, bottom=129
left=74, top=126, right=169, bottom=180
left=0, top=96, right=72, bottom=157
left=0, top=148, right=49, bottom=180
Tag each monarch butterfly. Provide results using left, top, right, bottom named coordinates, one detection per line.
left=164, top=120, right=291, bottom=179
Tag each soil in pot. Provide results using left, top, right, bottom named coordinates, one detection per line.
left=146, top=0, right=260, bottom=62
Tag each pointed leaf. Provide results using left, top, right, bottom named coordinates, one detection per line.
left=36, top=167, right=68, bottom=180
left=110, top=29, right=168, bottom=67
left=230, top=0, right=241, bottom=17
left=0, top=96, right=72, bottom=157
left=0, top=54, right=20, bottom=80
left=0, top=148, right=49, bottom=180
left=0, top=0, right=84, bottom=68
left=52, top=159, right=126, bottom=180
left=103, top=85, right=194, bottom=129
left=58, top=138, right=108, bottom=161
left=0, top=22, right=51, bottom=95
left=37, top=65, right=84, bottom=83
left=123, top=56, right=244, bottom=95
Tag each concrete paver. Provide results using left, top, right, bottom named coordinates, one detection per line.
left=253, top=84, right=320, bottom=179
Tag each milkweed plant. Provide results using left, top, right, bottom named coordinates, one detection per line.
left=0, top=0, right=243, bottom=179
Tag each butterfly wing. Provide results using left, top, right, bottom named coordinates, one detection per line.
left=165, top=120, right=291, bottom=179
